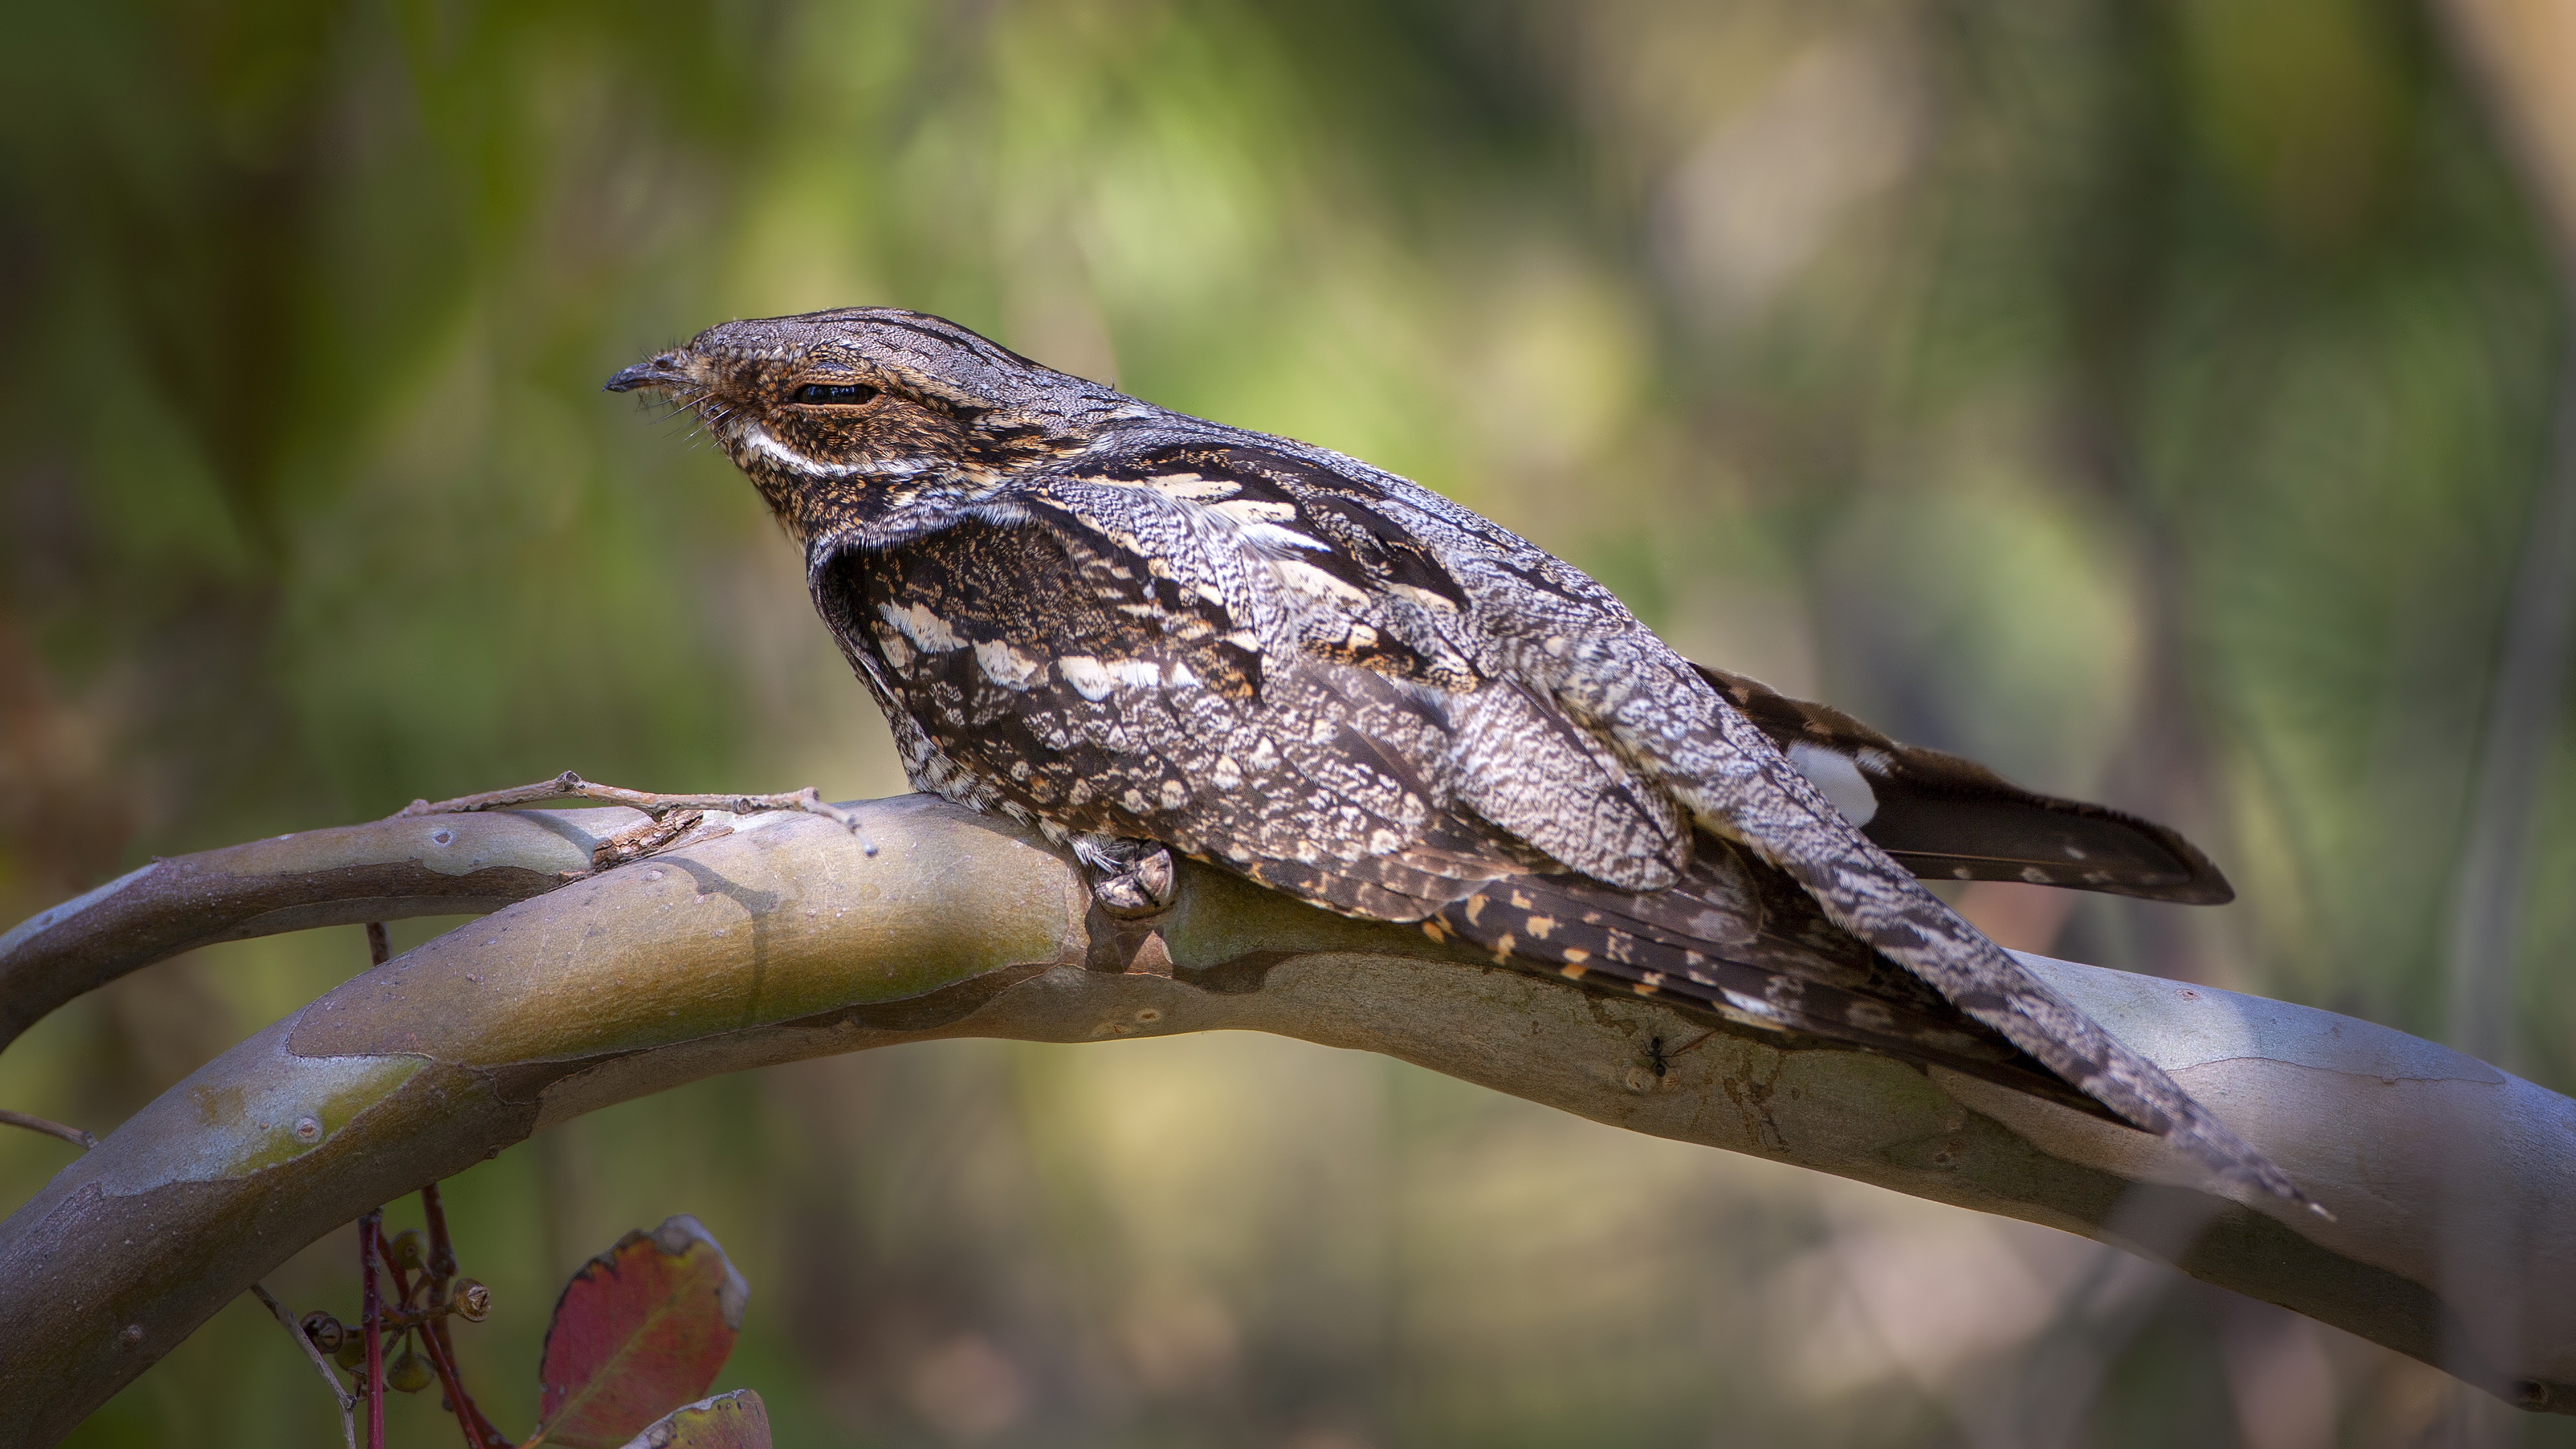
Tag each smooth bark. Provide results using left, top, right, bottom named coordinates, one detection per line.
left=0, top=797, right=2569, bottom=1446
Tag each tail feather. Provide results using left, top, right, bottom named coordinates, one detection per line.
left=1694, top=663, right=2235, bottom=904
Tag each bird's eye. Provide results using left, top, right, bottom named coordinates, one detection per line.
left=794, top=382, right=879, bottom=405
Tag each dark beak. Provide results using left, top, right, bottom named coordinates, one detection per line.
left=604, top=352, right=692, bottom=394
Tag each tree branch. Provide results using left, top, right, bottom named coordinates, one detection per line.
left=0, top=805, right=593, bottom=1052
left=1, top=796, right=2571, bottom=1445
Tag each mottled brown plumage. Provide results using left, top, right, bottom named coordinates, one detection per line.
left=608, top=307, right=2309, bottom=1210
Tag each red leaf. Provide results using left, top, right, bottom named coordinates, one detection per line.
left=617, top=1390, right=771, bottom=1449
left=533, top=1215, right=749, bottom=1448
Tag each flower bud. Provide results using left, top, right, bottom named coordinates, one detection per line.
left=300, top=1311, right=344, bottom=1354
left=388, top=1348, right=434, bottom=1394
left=387, top=1229, right=429, bottom=1273
left=449, top=1279, right=492, bottom=1324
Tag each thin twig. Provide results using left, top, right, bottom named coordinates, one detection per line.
left=417, top=1311, right=511, bottom=1449
left=374, top=1219, right=517, bottom=1445
left=422, top=1180, right=457, bottom=1281
left=375, top=1303, right=459, bottom=1331
left=250, top=1281, right=356, bottom=1449
left=396, top=770, right=877, bottom=856
left=361, top=1208, right=386, bottom=1449
left=0, top=1108, right=97, bottom=1150
left=410, top=1185, right=510, bottom=1446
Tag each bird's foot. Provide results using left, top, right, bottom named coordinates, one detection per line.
left=1072, top=835, right=1178, bottom=919
left=395, top=771, right=878, bottom=867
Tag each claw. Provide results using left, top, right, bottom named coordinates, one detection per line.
left=1080, top=841, right=1177, bottom=919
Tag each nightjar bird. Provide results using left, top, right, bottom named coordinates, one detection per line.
left=608, top=307, right=2310, bottom=1211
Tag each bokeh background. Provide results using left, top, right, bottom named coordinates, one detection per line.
left=3, top=1, right=2575, bottom=1444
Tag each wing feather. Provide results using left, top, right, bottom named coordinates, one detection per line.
left=1695, top=663, right=2233, bottom=904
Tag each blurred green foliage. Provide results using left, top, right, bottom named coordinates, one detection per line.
left=2, top=0, right=2571, bottom=1444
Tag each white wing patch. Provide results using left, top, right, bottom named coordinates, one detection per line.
left=1238, top=523, right=1332, bottom=553
left=1059, top=655, right=1114, bottom=700
left=1273, top=559, right=1371, bottom=604
left=1110, top=470, right=1241, bottom=502
left=975, top=639, right=1045, bottom=690
left=1210, top=498, right=1298, bottom=525
left=879, top=601, right=969, bottom=653
left=1055, top=653, right=1190, bottom=700
left=1786, top=741, right=1880, bottom=828
left=1201, top=499, right=1326, bottom=554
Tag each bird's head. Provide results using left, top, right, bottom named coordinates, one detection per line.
left=606, top=307, right=1129, bottom=543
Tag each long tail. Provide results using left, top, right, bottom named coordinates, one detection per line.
left=1679, top=697, right=2320, bottom=1214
